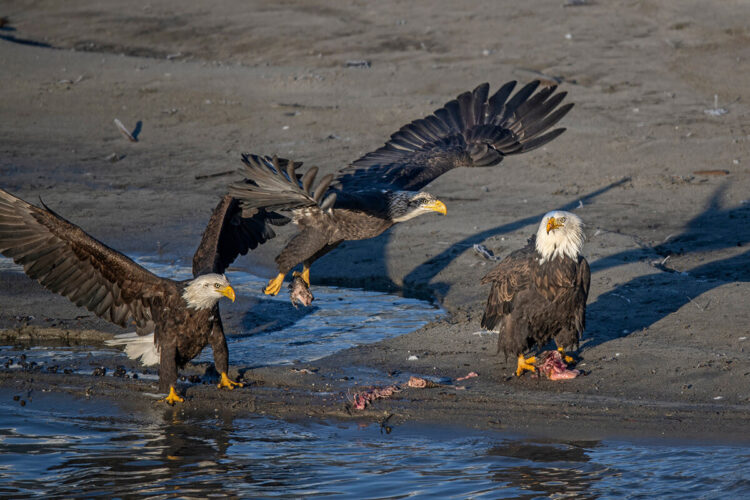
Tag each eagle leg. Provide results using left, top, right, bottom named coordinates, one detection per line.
left=217, top=372, right=244, bottom=390
left=161, top=386, right=184, bottom=406
left=292, top=264, right=311, bottom=286
left=516, top=354, right=537, bottom=377
left=556, top=345, right=576, bottom=365
left=264, top=273, right=285, bottom=295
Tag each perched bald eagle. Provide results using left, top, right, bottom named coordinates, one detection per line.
left=0, top=189, right=264, bottom=404
left=480, top=211, right=590, bottom=378
left=229, top=80, right=573, bottom=297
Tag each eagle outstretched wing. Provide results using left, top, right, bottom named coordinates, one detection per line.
left=228, top=154, right=337, bottom=214
left=191, top=194, right=287, bottom=276
left=335, top=80, right=573, bottom=192
left=0, top=188, right=166, bottom=333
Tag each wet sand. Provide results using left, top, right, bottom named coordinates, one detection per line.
left=2, top=0, right=750, bottom=439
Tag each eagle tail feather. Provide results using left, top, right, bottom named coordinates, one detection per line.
left=105, top=332, right=159, bottom=366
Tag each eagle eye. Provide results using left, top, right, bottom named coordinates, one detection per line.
left=214, top=283, right=221, bottom=288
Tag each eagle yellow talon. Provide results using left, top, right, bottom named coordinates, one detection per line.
left=516, top=354, right=537, bottom=377
left=292, top=266, right=311, bottom=286
left=557, top=346, right=575, bottom=364
left=264, top=273, right=285, bottom=296
left=218, top=372, right=243, bottom=390
left=161, top=386, right=184, bottom=405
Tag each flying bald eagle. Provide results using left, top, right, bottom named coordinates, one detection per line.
left=480, top=211, right=590, bottom=378
left=229, top=80, right=573, bottom=297
left=0, top=189, right=265, bottom=404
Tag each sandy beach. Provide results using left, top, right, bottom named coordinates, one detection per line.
left=2, top=0, right=749, bottom=440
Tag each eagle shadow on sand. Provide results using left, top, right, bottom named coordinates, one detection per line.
left=238, top=296, right=319, bottom=338
left=312, top=177, right=630, bottom=301
left=583, top=182, right=750, bottom=349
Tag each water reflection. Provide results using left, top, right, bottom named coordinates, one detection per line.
left=487, top=441, right=603, bottom=499
left=2, top=391, right=749, bottom=498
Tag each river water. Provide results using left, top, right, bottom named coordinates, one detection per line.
left=1, top=257, right=749, bottom=497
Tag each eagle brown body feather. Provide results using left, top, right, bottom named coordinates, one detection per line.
left=481, top=236, right=591, bottom=357
left=229, top=80, right=573, bottom=283
left=0, top=189, right=256, bottom=392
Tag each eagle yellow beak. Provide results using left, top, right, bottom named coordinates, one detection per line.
left=219, top=285, right=236, bottom=302
left=546, top=217, right=564, bottom=234
left=425, top=199, right=447, bottom=215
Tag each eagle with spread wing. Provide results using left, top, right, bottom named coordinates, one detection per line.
left=0, top=189, right=266, bottom=404
left=228, top=80, right=573, bottom=298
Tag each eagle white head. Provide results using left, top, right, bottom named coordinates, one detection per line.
left=535, top=210, right=585, bottom=263
left=182, top=274, right=236, bottom=310
left=388, top=191, right=448, bottom=223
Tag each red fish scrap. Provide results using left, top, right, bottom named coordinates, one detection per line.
left=534, top=350, right=580, bottom=380
left=348, top=384, right=401, bottom=410
left=347, top=372, right=478, bottom=410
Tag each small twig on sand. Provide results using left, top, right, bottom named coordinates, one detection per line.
left=114, top=118, right=138, bottom=142
left=686, top=295, right=709, bottom=312
left=194, top=170, right=236, bottom=180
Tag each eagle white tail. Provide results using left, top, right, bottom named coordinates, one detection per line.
left=105, top=332, right=159, bottom=366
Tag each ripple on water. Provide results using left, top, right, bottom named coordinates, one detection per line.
left=0, top=391, right=749, bottom=498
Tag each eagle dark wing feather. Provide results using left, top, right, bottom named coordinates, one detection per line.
left=337, top=80, right=573, bottom=192
left=191, top=194, right=283, bottom=277
left=228, top=154, right=337, bottom=214
left=480, top=241, right=536, bottom=331
left=0, top=188, right=168, bottom=333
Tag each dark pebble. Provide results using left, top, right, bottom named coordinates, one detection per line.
left=12, top=395, right=19, bottom=401
left=92, top=366, right=107, bottom=377
left=132, top=373, right=138, bottom=380
left=20, top=400, right=26, bottom=407
left=113, top=366, right=127, bottom=378
left=63, top=368, right=73, bottom=375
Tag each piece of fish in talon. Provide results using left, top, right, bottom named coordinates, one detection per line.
left=535, top=350, right=580, bottom=380
left=289, top=275, right=314, bottom=307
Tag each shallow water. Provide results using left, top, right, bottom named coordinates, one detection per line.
left=1, top=255, right=442, bottom=367
left=1, top=390, right=749, bottom=499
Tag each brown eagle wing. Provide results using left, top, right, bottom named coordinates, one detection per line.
left=191, top=194, right=284, bottom=277
left=480, top=241, right=537, bottom=331
left=0, top=188, right=169, bottom=332
left=228, top=154, right=337, bottom=214
left=335, top=80, right=573, bottom=192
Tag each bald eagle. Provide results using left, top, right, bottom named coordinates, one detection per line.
left=480, top=211, right=590, bottom=378
left=0, top=189, right=264, bottom=404
left=228, top=80, right=573, bottom=297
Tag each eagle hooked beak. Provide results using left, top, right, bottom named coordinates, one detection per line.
left=424, top=199, right=447, bottom=215
left=546, top=217, right=564, bottom=234
left=219, top=285, right=236, bottom=302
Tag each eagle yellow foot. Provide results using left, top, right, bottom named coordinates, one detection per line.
left=264, top=273, right=285, bottom=296
left=557, top=347, right=575, bottom=365
left=292, top=267, right=310, bottom=286
left=217, top=372, right=244, bottom=390
left=516, top=354, right=537, bottom=377
left=161, top=386, right=184, bottom=406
